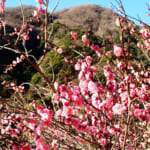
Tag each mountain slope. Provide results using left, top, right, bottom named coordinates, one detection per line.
left=4, top=4, right=118, bottom=37
left=4, top=5, right=36, bottom=27
left=55, top=4, right=118, bottom=37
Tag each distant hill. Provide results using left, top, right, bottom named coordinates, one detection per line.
left=55, top=4, right=118, bottom=37
left=4, top=5, right=36, bottom=27
left=3, top=4, right=118, bottom=37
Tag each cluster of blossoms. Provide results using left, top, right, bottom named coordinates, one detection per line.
left=54, top=47, right=64, bottom=54
left=1, top=81, right=25, bottom=93
left=52, top=53, right=123, bottom=148
left=0, top=0, right=6, bottom=13
left=52, top=54, right=130, bottom=148
left=51, top=28, right=150, bottom=149
left=36, top=0, right=46, bottom=14
left=28, top=10, right=41, bottom=26
left=9, top=23, right=31, bottom=41
left=113, top=45, right=123, bottom=57
left=3, top=55, right=25, bottom=74
left=71, top=31, right=78, bottom=39
left=138, top=27, right=150, bottom=53
left=81, top=33, right=102, bottom=57
left=33, top=102, right=53, bottom=126
left=0, top=103, right=55, bottom=150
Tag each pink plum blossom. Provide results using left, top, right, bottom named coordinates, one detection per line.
left=79, top=80, right=88, bottom=90
left=85, top=56, right=92, bottom=65
left=62, top=106, right=73, bottom=118
left=115, top=18, right=120, bottom=27
left=33, top=10, right=38, bottom=17
left=90, top=44, right=100, bottom=51
left=0, top=3, right=4, bottom=13
left=51, top=140, right=58, bottom=149
left=36, top=0, right=44, bottom=5
left=112, top=103, right=127, bottom=115
left=74, top=62, right=81, bottom=70
left=21, top=145, right=31, bottom=150
left=88, top=81, right=99, bottom=94
left=120, top=91, right=129, bottom=103
left=82, top=34, right=90, bottom=45
left=113, top=45, right=123, bottom=57
left=100, top=138, right=107, bottom=148
left=117, top=61, right=125, bottom=70
left=71, top=31, right=78, bottom=39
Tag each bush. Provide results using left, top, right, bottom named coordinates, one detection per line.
left=31, top=72, right=42, bottom=84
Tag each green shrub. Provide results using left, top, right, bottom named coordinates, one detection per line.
left=0, top=85, right=10, bottom=98
left=31, top=72, right=42, bottom=84
left=95, top=72, right=106, bottom=85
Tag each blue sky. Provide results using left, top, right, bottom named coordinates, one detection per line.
left=5, top=0, right=150, bottom=25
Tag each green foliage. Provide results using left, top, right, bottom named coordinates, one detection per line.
left=0, top=85, right=10, bottom=98
left=89, top=32, right=102, bottom=45
left=48, top=22, right=68, bottom=40
left=58, top=34, right=72, bottom=50
left=0, top=75, right=13, bottom=97
left=44, top=51, right=64, bottom=74
left=9, top=60, right=36, bottom=85
left=31, top=72, right=42, bottom=84
left=75, top=29, right=87, bottom=38
left=42, top=48, right=77, bottom=84
left=101, top=56, right=110, bottom=66
left=36, top=99, right=43, bottom=105
left=129, top=43, right=150, bottom=67
left=57, top=65, right=76, bottom=84
left=27, top=104, right=34, bottom=111
left=113, top=31, right=121, bottom=44
left=52, top=22, right=67, bottom=33
left=95, top=72, right=106, bottom=85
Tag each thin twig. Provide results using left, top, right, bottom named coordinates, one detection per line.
left=15, top=0, right=25, bottom=45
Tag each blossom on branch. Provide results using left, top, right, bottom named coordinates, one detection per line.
left=113, top=45, right=123, bottom=57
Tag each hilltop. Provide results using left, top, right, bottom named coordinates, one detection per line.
left=55, top=4, right=118, bottom=37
